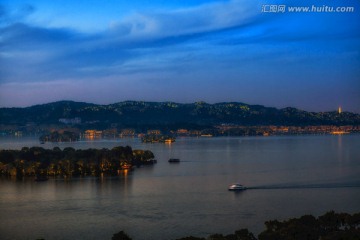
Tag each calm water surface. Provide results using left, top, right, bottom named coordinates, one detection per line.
left=1, top=135, right=360, bottom=240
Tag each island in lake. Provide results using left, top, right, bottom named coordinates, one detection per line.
left=141, top=134, right=176, bottom=143
left=0, top=146, right=156, bottom=179
left=39, top=130, right=80, bottom=143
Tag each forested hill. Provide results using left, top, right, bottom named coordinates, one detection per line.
left=0, top=101, right=359, bottom=128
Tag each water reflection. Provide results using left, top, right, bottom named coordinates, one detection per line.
left=336, top=134, right=343, bottom=162
left=1, top=135, right=360, bottom=240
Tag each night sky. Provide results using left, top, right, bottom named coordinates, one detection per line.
left=1, top=0, right=359, bottom=113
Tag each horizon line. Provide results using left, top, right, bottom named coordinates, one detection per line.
left=0, top=99, right=353, bottom=114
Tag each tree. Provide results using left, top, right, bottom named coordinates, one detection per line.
left=111, top=231, right=132, bottom=240
left=208, top=234, right=226, bottom=240
left=234, top=229, right=257, bottom=240
left=175, top=237, right=205, bottom=240
left=318, top=211, right=342, bottom=232
left=347, top=213, right=360, bottom=229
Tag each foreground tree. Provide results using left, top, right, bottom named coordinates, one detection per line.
left=112, top=231, right=132, bottom=240
left=208, top=229, right=257, bottom=240
left=176, top=237, right=205, bottom=240
left=165, top=211, right=360, bottom=240
left=258, top=211, right=360, bottom=240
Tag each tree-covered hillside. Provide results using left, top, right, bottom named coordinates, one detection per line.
left=0, top=101, right=359, bottom=129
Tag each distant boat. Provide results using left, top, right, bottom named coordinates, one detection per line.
left=168, top=158, right=180, bottom=163
left=228, top=183, right=246, bottom=191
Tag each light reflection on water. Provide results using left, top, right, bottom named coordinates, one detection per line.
left=0, top=135, right=360, bottom=240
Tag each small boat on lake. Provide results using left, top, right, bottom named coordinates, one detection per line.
left=228, top=183, right=246, bottom=191
left=168, top=158, right=180, bottom=163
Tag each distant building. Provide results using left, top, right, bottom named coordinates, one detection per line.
left=85, top=130, right=102, bottom=139
left=189, top=130, right=201, bottom=136
left=147, top=130, right=161, bottom=135
left=338, top=106, right=342, bottom=114
left=59, top=117, right=81, bottom=125
left=176, top=129, right=189, bottom=135
left=120, top=129, right=136, bottom=137
left=14, top=131, right=23, bottom=137
left=103, top=128, right=118, bottom=137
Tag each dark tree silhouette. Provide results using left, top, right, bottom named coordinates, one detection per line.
left=112, top=231, right=132, bottom=240
left=0, top=146, right=155, bottom=178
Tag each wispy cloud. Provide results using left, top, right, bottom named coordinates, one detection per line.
left=0, top=0, right=264, bottom=83
left=109, top=0, right=260, bottom=40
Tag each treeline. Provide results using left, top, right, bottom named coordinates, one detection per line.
left=39, top=130, right=79, bottom=142
left=111, top=211, right=360, bottom=240
left=2, top=100, right=360, bottom=129
left=0, top=146, right=155, bottom=178
left=141, top=134, right=176, bottom=143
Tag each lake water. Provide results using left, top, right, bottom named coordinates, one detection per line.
left=1, top=135, right=360, bottom=240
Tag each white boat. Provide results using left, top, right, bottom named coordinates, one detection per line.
left=228, top=183, right=246, bottom=191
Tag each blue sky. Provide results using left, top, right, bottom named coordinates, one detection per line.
left=0, top=0, right=359, bottom=113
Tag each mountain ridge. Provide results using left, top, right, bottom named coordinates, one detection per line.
left=1, top=100, right=359, bottom=128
